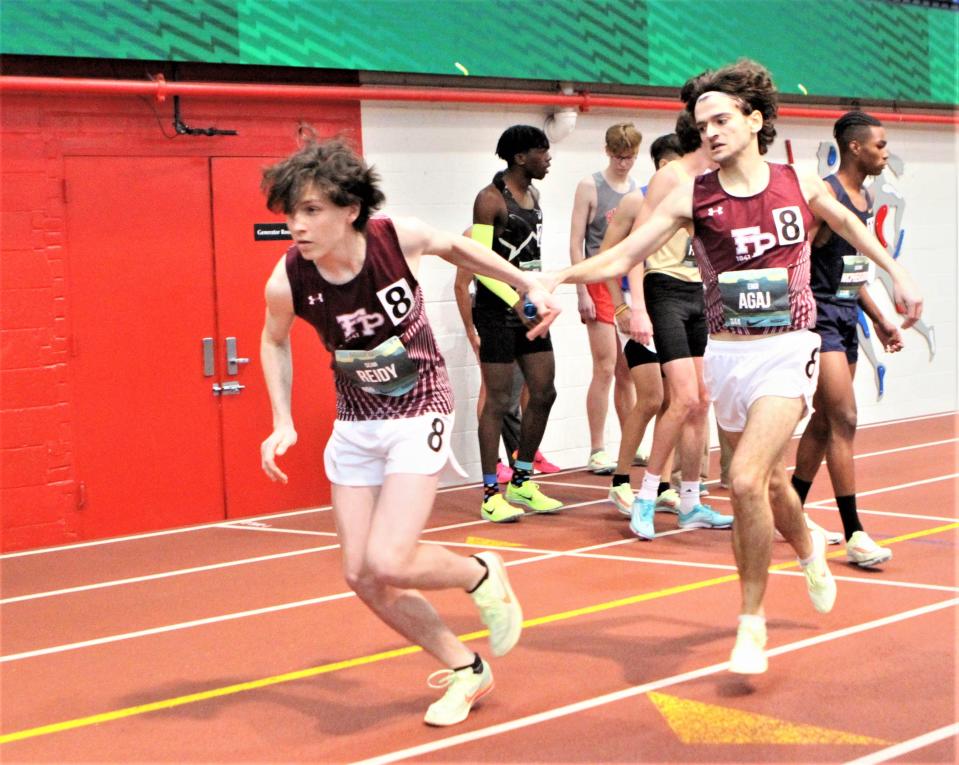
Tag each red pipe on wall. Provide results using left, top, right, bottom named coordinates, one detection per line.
left=1, top=75, right=956, bottom=125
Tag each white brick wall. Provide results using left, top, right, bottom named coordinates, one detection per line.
left=361, top=101, right=958, bottom=482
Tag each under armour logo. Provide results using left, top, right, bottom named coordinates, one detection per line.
left=731, top=226, right=777, bottom=260
left=707, top=206, right=724, bottom=217
left=307, top=293, right=323, bottom=305
left=335, top=308, right=385, bottom=339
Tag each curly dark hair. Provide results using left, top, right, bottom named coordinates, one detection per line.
left=683, top=59, right=779, bottom=155
left=262, top=137, right=385, bottom=231
left=495, top=125, right=550, bottom=164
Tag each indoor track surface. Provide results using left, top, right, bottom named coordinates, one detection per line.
left=1, top=412, right=956, bottom=764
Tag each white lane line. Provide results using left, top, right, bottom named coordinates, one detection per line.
left=0, top=499, right=608, bottom=605
left=0, top=591, right=356, bottom=663
left=3, top=415, right=951, bottom=560
left=538, top=480, right=613, bottom=490
left=423, top=538, right=740, bottom=573
left=857, top=411, right=955, bottom=428
left=432, top=538, right=959, bottom=594
left=0, top=545, right=340, bottom=606
left=351, top=598, right=959, bottom=765
left=803, top=506, right=958, bottom=523
left=853, top=437, right=957, bottom=460
left=219, top=524, right=338, bottom=537
left=0, top=525, right=671, bottom=660
left=0, top=470, right=596, bottom=561
left=806, top=473, right=959, bottom=505
left=844, top=723, right=959, bottom=765
left=774, top=569, right=959, bottom=593
left=0, top=507, right=333, bottom=560
left=657, top=490, right=957, bottom=526
left=5, top=473, right=954, bottom=608
left=640, top=487, right=958, bottom=525
left=8, top=526, right=955, bottom=662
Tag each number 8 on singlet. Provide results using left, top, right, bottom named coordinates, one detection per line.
left=772, top=206, right=805, bottom=246
left=376, top=278, right=415, bottom=325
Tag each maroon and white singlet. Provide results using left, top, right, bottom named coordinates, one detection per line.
left=285, top=215, right=454, bottom=421
left=692, top=163, right=817, bottom=336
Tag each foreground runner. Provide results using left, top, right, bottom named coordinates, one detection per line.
left=542, top=59, right=922, bottom=674
left=259, top=137, right=557, bottom=724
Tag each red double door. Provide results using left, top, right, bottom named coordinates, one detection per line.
left=65, top=156, right=335, bottom=539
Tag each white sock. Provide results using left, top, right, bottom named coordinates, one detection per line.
left=738, top=613, right=766, bottom=630
left=799, top=528, right=825, bottom=567
left=679, top=481, right=699, bottom=513
left=638, top=472, right=660, bottom=500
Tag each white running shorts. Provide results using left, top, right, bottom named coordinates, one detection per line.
left=704, top=330, right=821, bottom=433
left=324, top=412, right=466, bottom=486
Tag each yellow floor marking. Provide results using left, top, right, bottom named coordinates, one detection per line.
left=2, top=522, right=955, bottom=746
left=464, top=535, right=525, bottom=548
left=648, top=692, right=889, bottom=745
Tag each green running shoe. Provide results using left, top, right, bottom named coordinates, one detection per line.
left=505, top=480, right=562, bottom=514
left=481, top=493, right=524, bottom=523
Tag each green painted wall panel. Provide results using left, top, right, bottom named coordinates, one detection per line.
left=1, top=0, right=955, bottom=104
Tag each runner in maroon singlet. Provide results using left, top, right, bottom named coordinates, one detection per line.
left=259, top=137, right=559, bottom=726
left=542, top=60, right=922, bottom=676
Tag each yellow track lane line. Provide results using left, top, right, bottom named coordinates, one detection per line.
left=2, top=521, right=956, bottom=745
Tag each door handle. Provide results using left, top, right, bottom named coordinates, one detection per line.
left=225, top=337, right=250, bottom=376
left=202, top=337, right=215, bottom=376
left=212, top=381, right=245, bottom=396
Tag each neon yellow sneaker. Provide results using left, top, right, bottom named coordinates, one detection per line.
left=505, top=480, right=562, bottom=514
left=655, top=488, right=680, bottom=513
left=608, top=483, right=634, bottom=516
left=424, top=659, right=494, bottom=726
left=471, top=551, right=522, bottom=656
left=587, top=450, right=616, bottom=475
left=801, top=529, right=837, bottom=614
left=481, top=493, right=524, bottom=523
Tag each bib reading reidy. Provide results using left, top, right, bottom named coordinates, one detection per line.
left=285, top=216, right=453, bottom=421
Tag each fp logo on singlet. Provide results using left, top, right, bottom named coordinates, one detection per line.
left=731, top=226, right=777, bottom=260
left=336, top=309, right=385, bottom=340
left=731, top=206, right=806, bottom=262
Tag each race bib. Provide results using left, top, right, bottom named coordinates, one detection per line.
left=334, top=335, right=418, bottom=396
left=836, top=254, right=869, bottom=300
left=718, top=267, right=791, bottom=329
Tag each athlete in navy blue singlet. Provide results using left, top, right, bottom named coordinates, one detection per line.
left=791, top=111, right=903, bottom=568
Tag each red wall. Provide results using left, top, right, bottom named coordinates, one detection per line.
left=0, top=62, right=362, bottom=551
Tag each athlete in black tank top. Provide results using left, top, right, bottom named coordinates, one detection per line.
left=474, top=170, right=544, bottom=322
left=470, top=125, right=561, bottom=522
